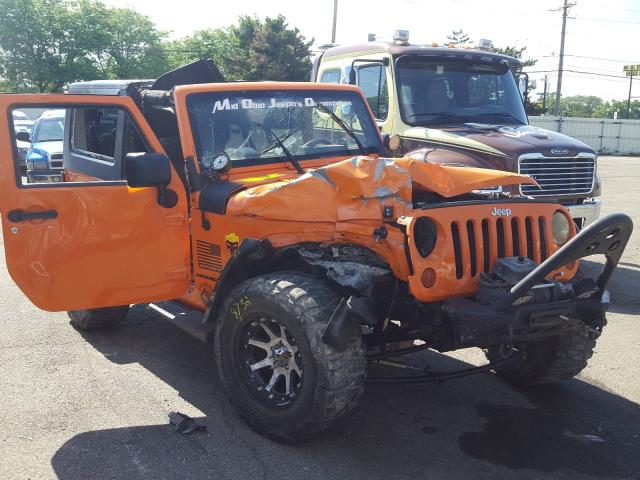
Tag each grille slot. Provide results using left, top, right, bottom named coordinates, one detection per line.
left=525, top=217, right=534, bottom=260
left=451, top=222, right=463, bottom=279
left=511, top=218, right=520, bottom=256
left=496, top=219, right=506, bottom=258
left=481, top=219, right=490, bottom=273
left=196, top=240, right=223, bottom=272
left=519, top=155, right=595, bottom=196
left=466, top=220, right=477, bottom=277
left=450, top=213, right=551, bottom=280
left=538, top=217, right=548, bottom=261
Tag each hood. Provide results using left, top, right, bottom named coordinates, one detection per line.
left=30, top=141, right=63, bottom=156
left=403, top=123, right=594, bottom=159
left=226, top=156, right=537, bottom=222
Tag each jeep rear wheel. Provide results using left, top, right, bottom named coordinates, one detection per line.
left=68, top=306, right=130, bottom=330
left=487, top=324, right=599, bottom=386
left=214, top=272, right=366, bottom=442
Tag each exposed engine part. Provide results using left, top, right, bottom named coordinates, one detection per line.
left=477, top=256, right=563, bottom=306
left=293, top=244, right=391, bottom=296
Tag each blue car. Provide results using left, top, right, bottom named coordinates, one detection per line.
left=26, top=109, right=65, bottom=183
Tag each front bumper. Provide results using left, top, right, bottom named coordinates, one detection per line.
left=443, top=213, right=632, bottom=349
left=27, top=169, right=63, bottom=183
left=566, top=197, right=601, bottom=229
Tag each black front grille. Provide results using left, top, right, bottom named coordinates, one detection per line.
left=451, top=215, right=550, bottom=280
left=196, top=240, right=223, bottom=272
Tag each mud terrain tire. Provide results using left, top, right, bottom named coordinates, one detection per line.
left=214, top=272, right=366, bottom=442
left=487, top=325, right=598, bottom=385
left=68, top=306, right=130, bottom=330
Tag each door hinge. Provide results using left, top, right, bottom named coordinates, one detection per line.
left=164, top=213, right=185, bottom=226
left=167, top=267, right=189, bottom=280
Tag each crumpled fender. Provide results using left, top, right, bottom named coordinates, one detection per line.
left=226, top=156, right=538, bottom=221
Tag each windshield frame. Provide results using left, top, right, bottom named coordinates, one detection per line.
left=393, top=55, right=528, bottom=128
left=179, top=84, right=386, bottom=170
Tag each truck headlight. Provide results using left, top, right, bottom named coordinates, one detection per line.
left=26, top=149, right=49, bottom=170
left=552, top=210, right=571, bottom=245
left=414, top=217, right=437, bottom=257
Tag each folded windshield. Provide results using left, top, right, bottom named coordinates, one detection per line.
left=396, top=58, right=527, bottom=126
left=186, top=89, right=384, bottom=168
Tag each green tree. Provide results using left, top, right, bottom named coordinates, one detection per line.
left=0, top=0, right=170, bottom=92
left=446, top=29, right=470, bottom=46
left=491, top=45, right=537, bottom=68
left=0, top=0, right=100, bottom=92
left=171, top=15, right=313, bottom=81
left=99, top=5, right=170, bottom=79
left=560, top=95, right=604, bottom=117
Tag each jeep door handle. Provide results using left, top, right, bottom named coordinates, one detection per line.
left=7, top=209, right=57, bottom=222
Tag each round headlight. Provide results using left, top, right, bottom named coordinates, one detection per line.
left=552, top=210, right=571, bottom=245
left=414, top=217, right=437, bottom=257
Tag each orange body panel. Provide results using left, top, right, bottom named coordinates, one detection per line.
left=0, top=94, right=190, bottom=311
left=0, top=84, right=577, bottom=314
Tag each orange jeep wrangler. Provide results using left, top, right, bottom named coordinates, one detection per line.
left=0, top=60, right=633, bottom=441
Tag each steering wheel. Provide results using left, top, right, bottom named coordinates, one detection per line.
left=302, top=138, right=334, bottom=148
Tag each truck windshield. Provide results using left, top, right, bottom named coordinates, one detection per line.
left=32, top=117, right=65, bottom=143
left=395, top=58, right=527, bottom=127
left=186, top=89, right=384, bottom=167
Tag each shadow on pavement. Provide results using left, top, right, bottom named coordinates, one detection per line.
left=580, top=259, right=640, bottom=315
left=52, top=306, right=640, bottom=480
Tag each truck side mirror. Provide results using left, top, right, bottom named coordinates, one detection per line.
left=15, top=131, right=30, bottom=143
left=348, top=68, right=356, bottom=85
left=125, top=152, right=177, bottom=208
left=518, top=76, right=527, bottom=103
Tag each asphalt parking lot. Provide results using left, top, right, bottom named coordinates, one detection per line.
left=0, top=156, right=638, bottom=480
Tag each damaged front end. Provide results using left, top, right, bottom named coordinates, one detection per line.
left=441, top=213, right=632, bottom=352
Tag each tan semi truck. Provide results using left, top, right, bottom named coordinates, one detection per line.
left=312, top=31, right=601, bottom=230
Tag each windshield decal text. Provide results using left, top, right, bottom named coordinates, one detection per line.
left=212, top=97, right=352, bottom=113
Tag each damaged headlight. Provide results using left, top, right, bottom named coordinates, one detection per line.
left=552, top=210, right=571, bottom=245
left=414, top=217, right=437, bottom=257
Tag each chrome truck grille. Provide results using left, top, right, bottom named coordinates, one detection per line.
left=518, top=153, right=596, bottom=197
left=50, top=153, right=63, bottom=169
left=450, top=215, right=552, bottom=280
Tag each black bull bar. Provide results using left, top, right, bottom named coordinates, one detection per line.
left=443, top=213, right=634, bottom=348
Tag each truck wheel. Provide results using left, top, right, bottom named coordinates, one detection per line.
left=486, top=325, right=598, bottom=386
left=214, top=272, right=366, bottom=442
left=68, top=306, right=130, bottom=330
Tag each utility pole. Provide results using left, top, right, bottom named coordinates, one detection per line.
left=627, top=74, right=634, bottom=119
left=542, top=75, right=548, bottom=114
left=552, top=0, right=575, bottom=116
left=623, top=65, right=639, bottom=119
left=331, top=0, right=338, bottom=43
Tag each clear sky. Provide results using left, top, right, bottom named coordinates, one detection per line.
left=105, top=0, right=639, bottom=102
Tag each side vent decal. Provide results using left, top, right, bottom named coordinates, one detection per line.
left=196, top=240, right=223, bottom=272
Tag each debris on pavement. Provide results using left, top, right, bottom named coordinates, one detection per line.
left=563, top=430, right=606, bottom=444
left=168, top=411, right=207, bottom=434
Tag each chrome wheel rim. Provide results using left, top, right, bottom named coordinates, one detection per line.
left=240, top=316, right=303, bottom=407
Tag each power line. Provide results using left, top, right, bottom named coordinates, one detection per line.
left=572, top=16, right=640, bottom=25
left=526, top=68, right=629, bottom=79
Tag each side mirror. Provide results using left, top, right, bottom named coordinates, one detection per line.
left=125, top=152, right=177, bottom=208
left=348, top=68, right=356, bottom=85
left=518, top=76, right=528, bottom=102
left=15, top=131, right=30, bottom=143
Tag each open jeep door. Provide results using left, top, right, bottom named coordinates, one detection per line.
left=0, top=94, right=190, bottom=311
